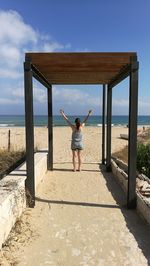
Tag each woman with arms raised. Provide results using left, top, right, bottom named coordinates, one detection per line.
left=60, top=109, right=92, bottom=172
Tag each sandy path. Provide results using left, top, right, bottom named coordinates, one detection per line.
left=0, top=126, right=128, bottom=153
left=1, top=126, right=150, bottom=265
left=11, top=162, right=150, bottom=265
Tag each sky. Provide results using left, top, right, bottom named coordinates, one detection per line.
left=0, top=0, right=150, bottom=115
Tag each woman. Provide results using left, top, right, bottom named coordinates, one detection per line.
left=60, top=109, right=92, bottom=171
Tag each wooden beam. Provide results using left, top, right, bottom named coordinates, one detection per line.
left=108, top=64, right=131, bottom=88
left=26, top=52, right=137, bottom=66
left=25, top=52, right=137, bottom=85
left=33, top=64, right=126, bottom=73
left=43, top=72, right=116, bottom=85
left=24, top=61, right=35, bottom=207
left=106, top=85, right=112, bottom=171
left=32, top=64, right=51, bottom=89
left=127, top=64, right=138, bottom=209
left=47, top=86, right=53, bottom=170
left=102, top=84, right=106, bottom=164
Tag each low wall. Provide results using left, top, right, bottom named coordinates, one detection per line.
left=111, top=159, right=150, bottom=226
left=111, top=159, right=128, bottom=194
left=0, top=151, right=48, bottom=249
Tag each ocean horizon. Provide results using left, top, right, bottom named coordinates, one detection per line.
left=0, top=115, right=150, bottom=128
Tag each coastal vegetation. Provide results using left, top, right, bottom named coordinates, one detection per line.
left=0, top=149, right=25, bottom=179
left=113, top=128, right=150, bottom=178
left=137, top=143, right=150, bottom=178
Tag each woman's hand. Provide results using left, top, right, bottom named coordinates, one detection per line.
left=60, top=109, right=64, bottom=115
left=59, top=110, right=73, bottom=127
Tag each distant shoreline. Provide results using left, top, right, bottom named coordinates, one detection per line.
left=0, top=125, right=150, bottom=129
left=0, top=115, right=150, bottom=128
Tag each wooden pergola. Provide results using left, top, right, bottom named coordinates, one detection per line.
left=24, top=52, right=139, bottom=208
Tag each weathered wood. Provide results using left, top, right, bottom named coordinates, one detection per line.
left=8, top=130, right=10, bottom=151
left=47, top=86, right=53, bottom=170
left=24, top=61, right=35, bottom=207
left=33, top=64, right=126, bottom=72
left=102, top=85, right=106, bottom=164
left=127, top=64, right=138, bottom=209
left=42, top=72, right=117, bottom=85
left=23, top=51, right=139, bottom=212
left=106, top=85, right=112, bottom=171
left=32, top=64, right=51, bottom=89
left=26, top=52, right=137, bottom=85
left=26, top=52, right=136, bottom=65
left=109, top=64, right=131, bottom=88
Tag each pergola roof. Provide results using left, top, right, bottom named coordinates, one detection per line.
left=25, top=52, right=137, bottom=85
left=24, top=51, right=139, bottom=208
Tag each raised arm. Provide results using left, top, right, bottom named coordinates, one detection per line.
left=82, top=110, right=92, bottom=126
left=60, top=109, right=74, bottom=128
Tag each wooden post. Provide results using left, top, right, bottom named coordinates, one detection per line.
left=47, top=85, right=53, bottom=170
left=106, top=85, right=112, bottom=171
left=102, top=84, right=106, bottom=164
left=127, top=62, right=139, bottom=209
left=8, top=130, right=10, bottom=151
left=24, top=61, right=35, bottom=207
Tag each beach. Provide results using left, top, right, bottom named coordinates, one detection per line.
left=0, top=126, right=129, bottom=159
left=1, top=125, right=150, bottom=265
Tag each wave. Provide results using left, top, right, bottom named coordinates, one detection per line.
left=0, top=124, right=15, bottom=127
left=97, top=123, right=114, bottom=127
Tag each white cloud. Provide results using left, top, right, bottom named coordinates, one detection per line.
left=11, top=82, right=47, bottom=105
left=53, top=87, right=101, bottom=107
left=113, top=97, right=150, bottom=109
left=0, top=69, right=22, bottom=79
left=0, top=10, right=37, bottom=45
left=0, top=45, right=21, bottom=67
left=0, top=97, right=22, bottom=105
left=11, top=87, right=24, bottom=98
left=33, top=86, right=47, bottom=104
left=43, top=42, right=71, bottom=52
left=43, top=42, right=64, bottom=52
left=12, top=81, right=48, bottom=104
left=0, top=82, right=46, bottom=108
left=112, top=98, right=129, bottom=107
left=0, top=10, right=71, bottom=79
left=138, top=98, right=150, bottom=107
left=0, top=10, right=37, bottom=78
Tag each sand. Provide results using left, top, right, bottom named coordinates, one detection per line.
left=0, top=126, right=128, bottom=153
left=1, top=126, right=150, bottom=265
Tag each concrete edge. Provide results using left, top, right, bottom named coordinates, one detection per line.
left=0, top=151, right=48, bottom=249
left=111, top=159, right=150, bottom=226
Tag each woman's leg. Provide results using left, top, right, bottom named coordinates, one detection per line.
left=77, top=150, right=82, bottom=171
left=72, top=150, right=76, bottom=171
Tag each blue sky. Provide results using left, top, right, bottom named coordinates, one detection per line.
left=0, top=0, right=150, bottom=115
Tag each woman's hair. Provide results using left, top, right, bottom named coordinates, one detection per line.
left=75, top=118, right=81, bottom=130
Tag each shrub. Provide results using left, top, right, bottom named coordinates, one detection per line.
left=137, top=143, right=150, bottom=178
left=0, top=149, right=26, bottom=179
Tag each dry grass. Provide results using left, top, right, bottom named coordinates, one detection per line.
left=0, top=209, right=36, bottom=265
left=113, top=145, right=128, bottom=163
left=138, top=127, right=150, bottom=144
left=113, top=127, right=150, bottom=163
left=0, top=149, right=25, bottom=178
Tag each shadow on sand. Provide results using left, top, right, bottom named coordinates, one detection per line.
left=99, top=163, right=150, bottom=263
left=36, top=162, right=150, bottom=263
left=53, top=162, right=101, bottom=172
left=35, top=197, right=121, bottom=209
left=53, top=168, right=100, bottom=173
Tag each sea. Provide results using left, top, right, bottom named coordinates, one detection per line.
left=0, top=115, right=150, bottom=127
